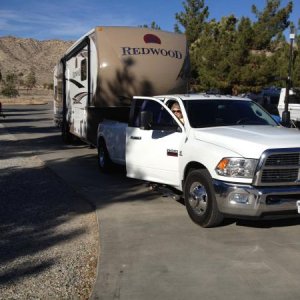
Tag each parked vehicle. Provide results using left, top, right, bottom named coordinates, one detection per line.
left=246, top=87, right=280, bottom=116
left=53, top=26, right=189, bottom=145
left=98, top=93, right=300, bottom=227
left=278, top=88, right=300, bottom=126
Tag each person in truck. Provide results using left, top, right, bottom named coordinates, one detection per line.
left=171, top=102, right=184, bottom=124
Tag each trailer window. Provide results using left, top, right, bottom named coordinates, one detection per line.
left=81, top=59, right=87, bottom=81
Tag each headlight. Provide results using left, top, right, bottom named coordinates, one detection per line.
left=215, top=158, right=258, bottom=178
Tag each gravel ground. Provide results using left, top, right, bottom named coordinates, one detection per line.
left=0, top=124, right=99, bottom=299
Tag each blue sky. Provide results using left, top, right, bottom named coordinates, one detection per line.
left=0, top=0, right=298, bottom=40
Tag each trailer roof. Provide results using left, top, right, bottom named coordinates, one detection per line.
left=63, top=26, right=183, bottom=57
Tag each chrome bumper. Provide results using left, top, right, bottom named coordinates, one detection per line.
left=213, top=179, right=300, bottom=217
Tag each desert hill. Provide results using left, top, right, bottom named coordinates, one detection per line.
left=0, top=36, right=73, bottom=86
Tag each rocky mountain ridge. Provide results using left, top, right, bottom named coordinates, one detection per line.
left=0, top=36, right=73, bottom=85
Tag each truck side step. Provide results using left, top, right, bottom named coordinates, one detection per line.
left=147, top=182, right=183, bottom=202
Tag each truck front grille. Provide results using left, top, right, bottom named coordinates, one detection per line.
left=265, top=153, right=300, bottom=166
left=254, top=149, right=300, bottom=186
left=261, top=169, right=298, bottom=183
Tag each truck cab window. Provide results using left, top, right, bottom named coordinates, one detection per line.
left=130, top=99, right=175, bottom=128
left=81, top=59, right=87, bottom=81
left=187, top=100, right=277, bottom=127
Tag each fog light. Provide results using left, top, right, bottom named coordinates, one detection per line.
left=230, top=193, right=249, bottom=204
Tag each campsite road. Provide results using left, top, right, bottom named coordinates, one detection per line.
left=2, top=102, right=300, bottom=300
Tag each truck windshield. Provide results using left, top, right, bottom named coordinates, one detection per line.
left=186, top=99, right=278, bottom=128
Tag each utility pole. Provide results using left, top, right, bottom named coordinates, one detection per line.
left=282, top=26, right=295, bottom=127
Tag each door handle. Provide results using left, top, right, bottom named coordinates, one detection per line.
left=130, top=136, right=142, bottom=140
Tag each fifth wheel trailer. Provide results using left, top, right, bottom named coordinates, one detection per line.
left=53, top=26, right=190, bottom=145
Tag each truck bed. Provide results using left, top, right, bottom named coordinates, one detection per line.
left=98, top=120, right=128, bottom=165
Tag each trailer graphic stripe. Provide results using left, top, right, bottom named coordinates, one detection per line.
left=68, top=78, right=85, bottom=88
left=72, top=92, right=88, bottom=104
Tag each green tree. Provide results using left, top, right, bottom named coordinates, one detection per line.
left=176, top=0, right=295, bottom=94
left=227, top=17, right=254, bottom=92
left=1, top=71, right=19, bottom=98
left=6, top=72, right=18, bottom=84
left=139, top=21, right=161, bottom=30
left=175, top=0, right=209, bottom=45
left=191, top=16, right=241, bottom=93
left=1, top=85, right=19, bottom=98
left=251, top=0, right=293, bottom=50
left=25, top=69, right=36, bottom=91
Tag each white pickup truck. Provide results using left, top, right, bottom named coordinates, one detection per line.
left=278, top=88, right=300, bottom=125
left=97, top=94, right=300, bottom=227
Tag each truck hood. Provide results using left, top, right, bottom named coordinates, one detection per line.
left=193, top=125, right=300, bottom=158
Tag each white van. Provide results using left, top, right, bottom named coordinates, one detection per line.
left=278, top=88, right=300, bottom=124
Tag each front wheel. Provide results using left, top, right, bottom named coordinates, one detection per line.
left=184, top=169, right=223, bottom=228
left=97, top=140, right=113, bottom=173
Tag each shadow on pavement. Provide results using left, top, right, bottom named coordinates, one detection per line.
left=0, top=163, right=91, bottom=284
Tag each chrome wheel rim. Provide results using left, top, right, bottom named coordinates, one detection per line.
left=188, top=182, right=208, bottom=216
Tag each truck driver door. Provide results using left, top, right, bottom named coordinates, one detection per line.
left=126, top=97, right=185, bottom=187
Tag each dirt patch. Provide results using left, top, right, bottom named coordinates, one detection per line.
left=0, top=98, right=50, bottom=105
left=0, top=88, right=52, bottom=105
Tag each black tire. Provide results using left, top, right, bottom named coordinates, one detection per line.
left=62, top=121, right=73, bottom=144
left=184, top=169, right=223, bottom=228
left=97, top=140, right=113, bottom=173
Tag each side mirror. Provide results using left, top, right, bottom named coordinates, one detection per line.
left=140, top=111, right=153, bottom=130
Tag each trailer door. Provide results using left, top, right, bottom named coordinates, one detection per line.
left=65, top=45, right=89, bottom=139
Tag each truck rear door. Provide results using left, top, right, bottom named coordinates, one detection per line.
left=126, top=97, right=184, bottom=187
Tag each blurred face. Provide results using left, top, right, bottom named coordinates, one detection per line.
left=171, top=103, right=183, bottom=119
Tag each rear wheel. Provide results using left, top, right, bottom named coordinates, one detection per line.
left=97, top=140, right=113, bottom=172
left=62, top=121, right=73, bottom=144
left=184, top=169, right=223, bottom=228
